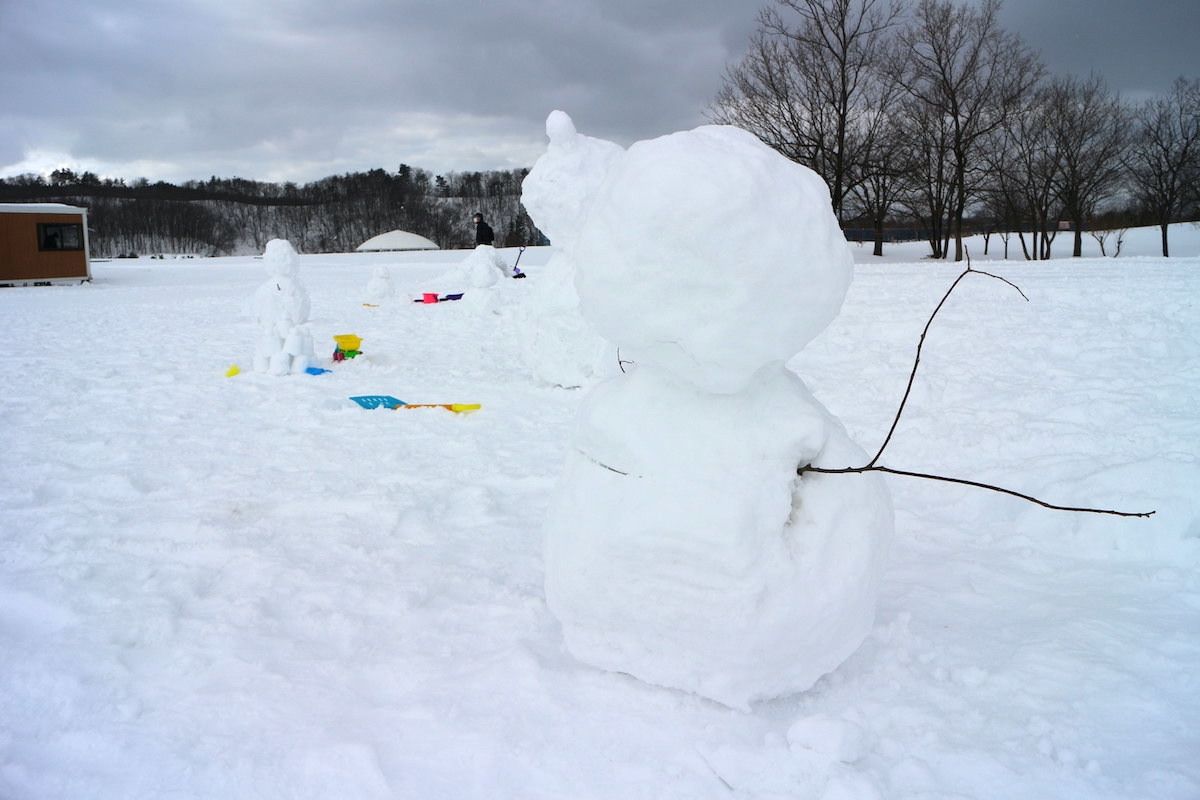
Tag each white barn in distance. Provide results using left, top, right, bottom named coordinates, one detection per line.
left=356, top=230, right=439, bottom=252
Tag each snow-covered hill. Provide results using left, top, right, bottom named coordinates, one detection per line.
left=1, top=242, right=1197, bottom=799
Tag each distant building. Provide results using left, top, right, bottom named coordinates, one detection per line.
left=0, top=203, right=92, bottom=286
left=355, top=230, right=439, bottom=252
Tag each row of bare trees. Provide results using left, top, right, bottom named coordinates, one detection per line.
left=713, top=0, right=1200, bottom=259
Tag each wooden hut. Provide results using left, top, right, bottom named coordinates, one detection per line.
left=0, top=203, right=92, bottom=286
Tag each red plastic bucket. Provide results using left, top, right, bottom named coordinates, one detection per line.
left=422, top=292, right=438, bottom=303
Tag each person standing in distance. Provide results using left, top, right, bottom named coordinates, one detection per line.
left=473, top=212, right=494, bottom=246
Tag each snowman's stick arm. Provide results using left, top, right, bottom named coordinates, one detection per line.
left=866, top=261, right=1026, bottom=469
left=802, top=250, right=1155, bottom=519
left=798, top=463, right=1155, bottom=518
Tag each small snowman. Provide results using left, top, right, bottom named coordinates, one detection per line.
left=364, top=265, right=395, bottom=303
left=518, top=111, right=624, bottom=388
left=251, top=239, right=315, bottom=375
left=536, top=124, right=894, bottom=708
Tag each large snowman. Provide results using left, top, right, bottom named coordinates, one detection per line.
left=535, top=122, right=894, bottom=708
left=251, top=239, right=315, bottom=376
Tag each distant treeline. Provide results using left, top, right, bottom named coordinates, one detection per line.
left=0, top=165, right=547, bottom=257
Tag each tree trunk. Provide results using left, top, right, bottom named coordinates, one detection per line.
left=1073, top=224, right=1083, bottom=257
left=873, top=217, right=885, bottom=257
left=1161, top=222, right=1170, bottom=257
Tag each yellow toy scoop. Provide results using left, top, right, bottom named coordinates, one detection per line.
left=396, top=403, right=481, bottom=414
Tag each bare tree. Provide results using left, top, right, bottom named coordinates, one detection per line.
left=1047, top=74, right=1129, bottom=257
left=896, top=95, right=955, bottom=258
left=1088, top=227, right=1128, bottom=257
left=1124, top=77, right=1200, bottom=257
left=850, top=109, right=910, bottom=256
left=712, top=0, right=903, bottom=222
left=895, top=0, right=1042, bottom=261
left=998, top=86, right=1062, bottom=260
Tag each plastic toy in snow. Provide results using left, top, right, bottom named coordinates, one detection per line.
left=413, top=293, right=465, bottom=304
left=399, top=403, right=481, bottom=414
left=349, top=395, right=480, bottom=414
left=512, top=246, right=527, bottom=278
left=349, top=394, right=402, bottom=409
left=333, top=334, right=362, bottom=362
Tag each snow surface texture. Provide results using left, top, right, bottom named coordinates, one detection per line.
left=517, top=111, right=623, bottom=388
left=2, top=234, right=1199, bottom=798
left=251, top=238, right=315, bottom=375
left=543, top=123, right=891, bottom=708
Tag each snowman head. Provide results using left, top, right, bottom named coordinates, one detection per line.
left=521, top=111, right=624, bottom=253
left=263, top=239, right=300, bottom=279
left=573, top=125, right=853, bottom=393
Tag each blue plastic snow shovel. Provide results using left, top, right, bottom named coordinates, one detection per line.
left=349, top=395, right=405, bottom=410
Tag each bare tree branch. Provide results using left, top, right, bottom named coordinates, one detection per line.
left=866, top=258, right=1026, bottom=467
left=799, top=464, right=1155, bottom=518
left=799, top=250, right=1156, bottom=518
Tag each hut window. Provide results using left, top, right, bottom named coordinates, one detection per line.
left=38, top=222, right=84, bottom=251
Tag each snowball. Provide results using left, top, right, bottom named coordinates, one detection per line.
left=574, top=125, right=853, bottom=393
left=545, top=108, right=577, bottom=142
left=787, top=715, right=868, bottom=763
left=543, top=365, right=893, bottom=708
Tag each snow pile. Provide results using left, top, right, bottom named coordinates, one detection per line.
left=543, top=124, right=893, bottom=707
left=364, top=265, right=394, bottom=302
left=460, top=245, right=510, bottom=288
left=519, top=111, right=624, bottom=388
left=251, top=239, right=315, bottom=375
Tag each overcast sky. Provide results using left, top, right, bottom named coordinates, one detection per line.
left=1, top=0, right=1195, bottom=184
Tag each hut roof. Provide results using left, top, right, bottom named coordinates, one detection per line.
left=356, top=230, right=439, bottom=252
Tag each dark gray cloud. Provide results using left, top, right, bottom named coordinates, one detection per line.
left=0, top=0, right=1193, bottom=183
left=997, top=0, right=1200, bottom=100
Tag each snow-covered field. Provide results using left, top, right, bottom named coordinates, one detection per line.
left=1, top=234, right=1198, bottom=799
